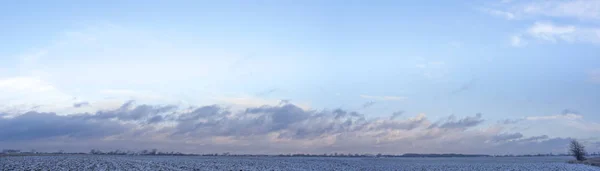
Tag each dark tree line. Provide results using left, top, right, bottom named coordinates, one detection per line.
left=89, top=149, right=186, bottom=156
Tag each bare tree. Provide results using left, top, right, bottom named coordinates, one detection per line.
left=570, top=139, right=586, bottom=161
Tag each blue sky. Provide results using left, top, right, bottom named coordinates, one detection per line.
left=1, top=0, right=599, bottom=154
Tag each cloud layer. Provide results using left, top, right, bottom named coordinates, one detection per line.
left=0, top=101, right=594, bottom=155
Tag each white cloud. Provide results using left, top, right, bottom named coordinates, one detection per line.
left=360, top=95, right=407, bottom=101
left=100, top=89, right=164, bottom=101
left=485, top=0, right=600, bottom=21
left=215, top=96, right=311, bottom=110
left=414, top=60, right=448, bottom=79
left=481, top=8, right=516, bottom=20
left=482, top=1, right=600, bottom=46
left=517, top=22, right=600, bottom=44
left=0, top=77, right=55, bottom=93
left=0, top=77, right=73, bottom=113
left=527, top=22, right=577, bottom=42
left=522, top=0, right=600, bottom=20
left=525, top=113, right=583, bottom=121
left=510, top=35, right=526, bottom=47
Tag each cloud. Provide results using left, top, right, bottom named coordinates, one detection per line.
left=362, top=101, right=376, bottom=108
left=85, top=101, right=178, bottom=124
left=480, top=8, right=516, bottom=20
left=390, top=111, right=404, bottom=120
left=510, top=35, right=526, bottom=47
left=492, top=132, right=524, bottom=142
left=452, top=79, right=478, bottom=94
left=429, top=113, right=484, bottom=129
left=255, top=88, right=278, bottom=97
left=414, top=60, right=448, bottom=79
left=498, top=118, right=524, bottom=124
left=0, top=111, right=130, bottom=141
left=561, top=109, right=579, bottom=115
left=0, top=77, right=74, bottom=113
left=521, top=135, right=549, bottom=142
left=484, top=0, right=600, bottom=20
left=521, top=0, right=600, bottom=20
left=73, top=102, right=90, bottom=108
left=360, top=95, right=407, bottom=101
left=525, top=113, right=583, bottom=121
left=527, top=22, right=579, bottom=43
left=0, top=101, right=596, bottom=154
left=516, top=22, right=600, bottom=45
left=482, top=1, right=600, bottom=46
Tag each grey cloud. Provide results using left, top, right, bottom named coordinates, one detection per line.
left=452, top=78, right=477, bottom=94
left=73, top=102, right=90, bottom=108
left=561, top=109, right=579, bottom=115
left=31, top=105, right=41, bottom=110
left=492, top=133, right=524, bottom=142
left=498, top=118, right=524, bottom=124
left=520, top=135, right=549, bottom=142
left=147, top=115, right=164, bottom=124
left=362, top=101, right=376, bottom=108
left=1, top=101, right=596, bottom=155
left=279, top=99, right=291, bottom=105
left=390, top=111, right=404, bottom=120
left=86, top=103, right=177, bottom=124
left=430, top=113, right=484, bottom=129
left=0, top=112, right=129, bottom=141
left=175, top=104, right=368, bottom=139
left=172, top=104, right=429, bottom=140
left=256, top=88, right=277, bottom=97
left=370, top=118, right=426, bottom=131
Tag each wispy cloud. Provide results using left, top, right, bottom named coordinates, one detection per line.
left=390, top=111, right=404, bottom=120
left=414, top=60, right=448, bottom=79
left=480, top=8, right=516, bottom=20
left=527, top=22, right=576, bottom=42
left=73, top=102, right=90, bottom=108
left=525, top=113, right=583, bottom=121
left=492, top=132, right=523, bottom=142
left=428, top=113, right=484, bottom=130
left=498, top=118, right=524, bottom=124
left=452, top=78, right=478, bottom=94
left=510, top=35, right=526, bottom=47
left=362, top=101, right=376, bottom=108
left=255, top=88, right=278, bottom=97
left=360, top=95, right=407, bottom=101
left=482, top=0, right=600, bottom=46
left=515, top=21, right=600, bottom=45
left=484, top=0, right=600, bottom=21
left=520, top=0, right=600, bottom=20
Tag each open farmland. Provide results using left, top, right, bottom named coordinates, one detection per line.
left=1, top=155, right=599, bottom=171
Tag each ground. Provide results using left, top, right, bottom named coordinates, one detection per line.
left=569, top=157, right=600, bottom=167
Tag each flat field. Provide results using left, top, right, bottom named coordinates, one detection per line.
left=1, top=155, right=599, bottom=171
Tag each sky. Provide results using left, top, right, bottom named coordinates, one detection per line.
left=0, top=0, right=599, bottom=155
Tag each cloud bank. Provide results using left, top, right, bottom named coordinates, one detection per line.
left=0, top=101, right=594, bottom=155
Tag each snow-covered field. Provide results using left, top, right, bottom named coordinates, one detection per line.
left=1, top=155, right=599, bottom=171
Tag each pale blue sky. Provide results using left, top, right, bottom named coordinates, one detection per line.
left=1, top=0, right=599, bottom=153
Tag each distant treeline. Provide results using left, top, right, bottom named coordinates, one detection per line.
left=4, top=148, right=600, bottom=158
left=87, top=150, right=490, bottom=157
